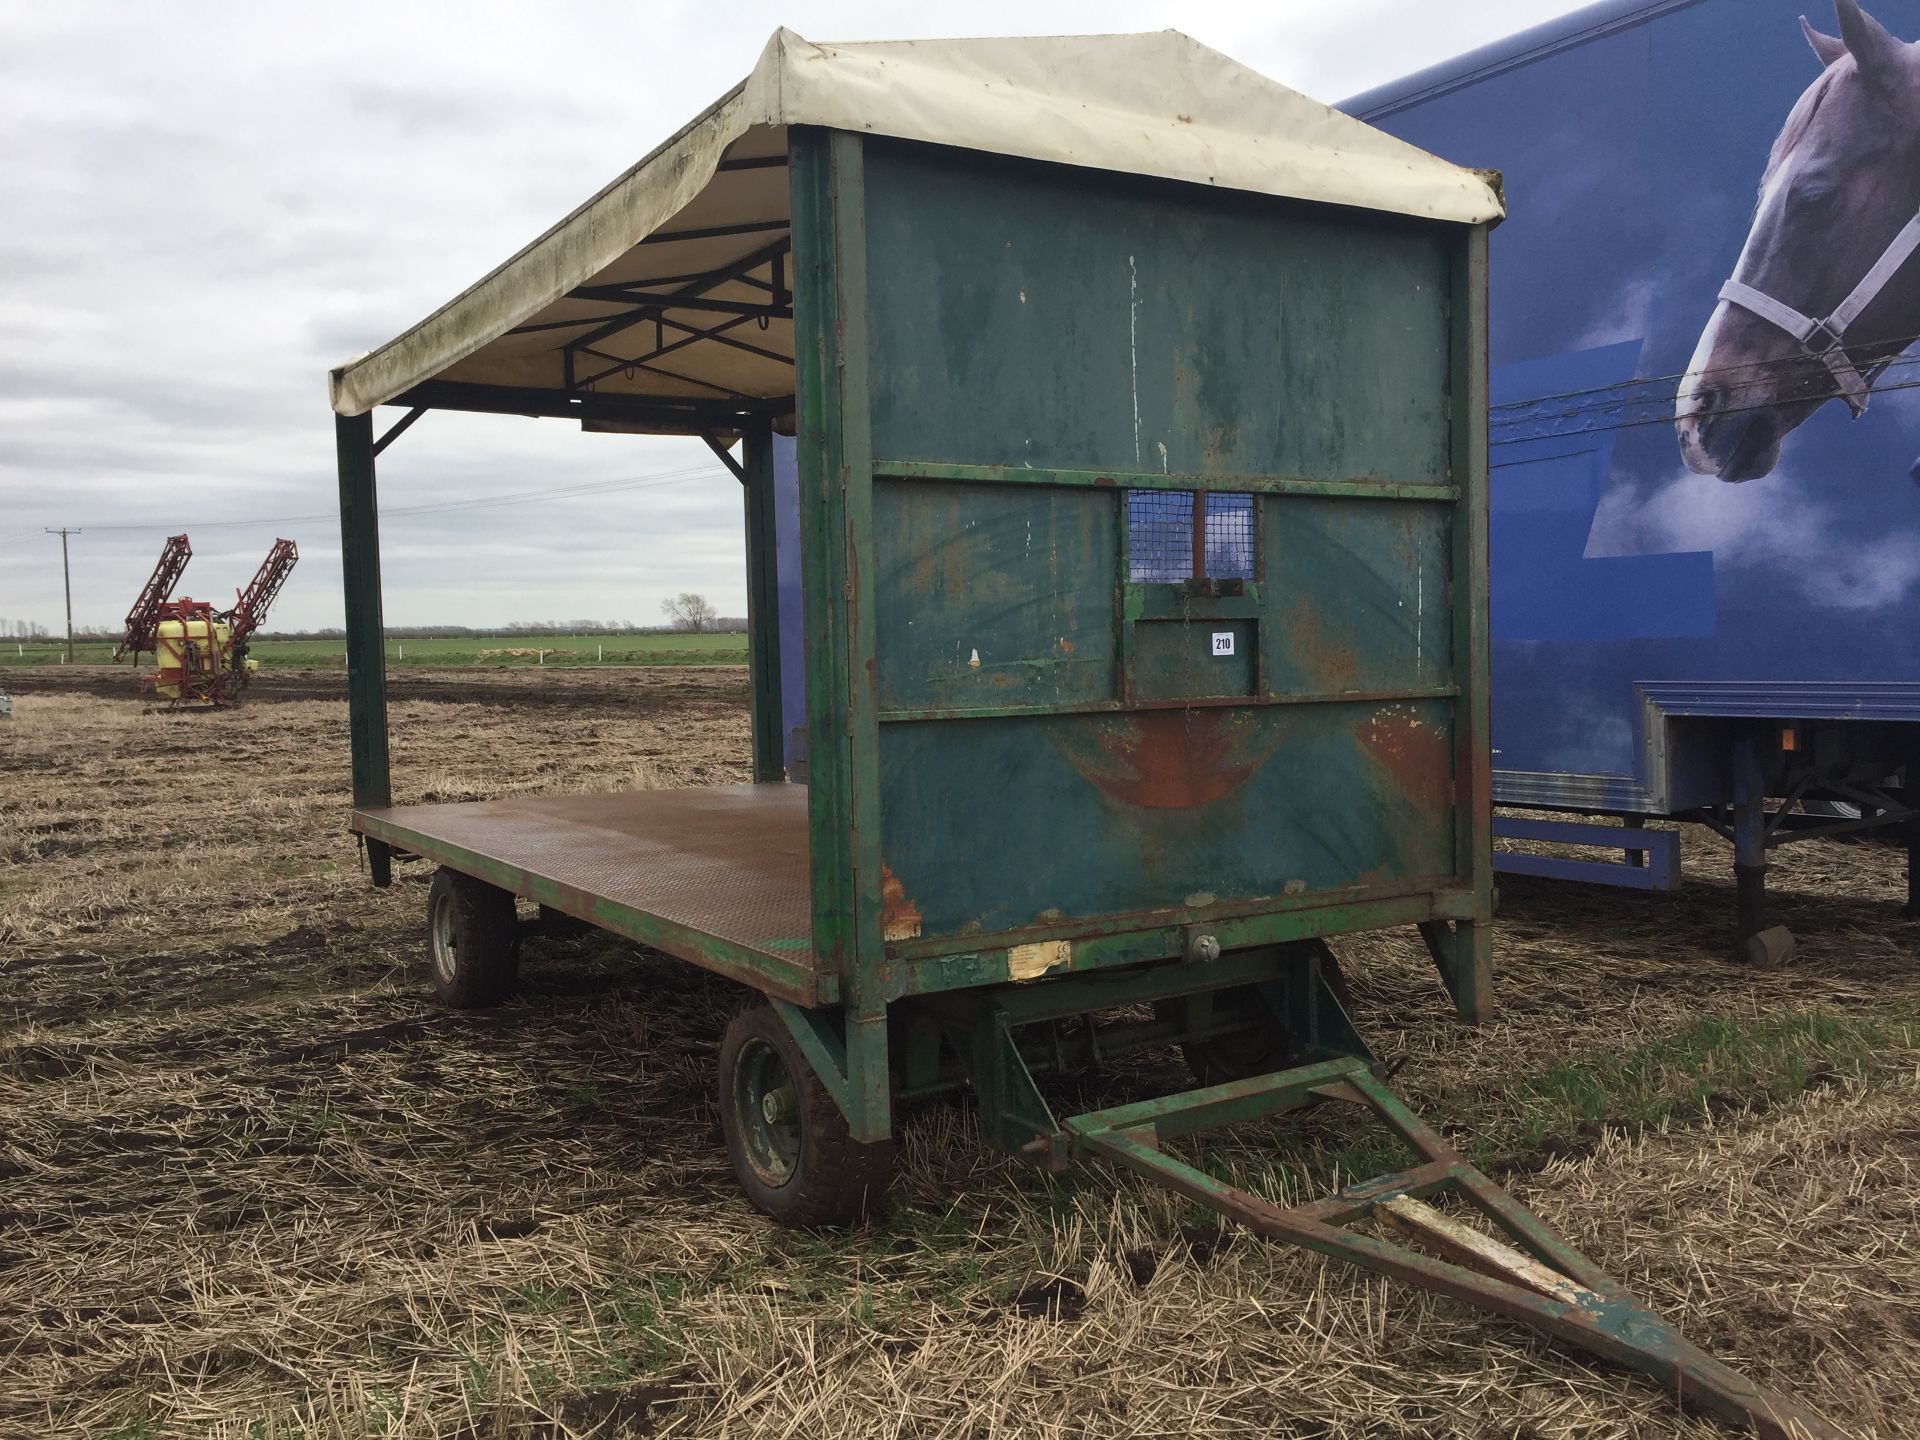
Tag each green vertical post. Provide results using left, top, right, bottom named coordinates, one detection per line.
left=791, top=126, right=890, bottom=1142
left=335, top=410, right=393, bottom=887
left=1444, top=222, right=1494, bottom=1021
left=742, top=415, right=786, bottom=783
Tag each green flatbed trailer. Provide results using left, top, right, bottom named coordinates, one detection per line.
left=327, top=31, right=1839, bottom=1436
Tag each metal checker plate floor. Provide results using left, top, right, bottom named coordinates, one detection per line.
left=354, top=784, right=815, bottom=968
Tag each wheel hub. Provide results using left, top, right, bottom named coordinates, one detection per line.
left=429, top=891, right=459, bottom=985
left=733, top=1037, right=802, bottom=1187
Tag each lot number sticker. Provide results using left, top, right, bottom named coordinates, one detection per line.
left=1211, top=632, right=1235, bottom=657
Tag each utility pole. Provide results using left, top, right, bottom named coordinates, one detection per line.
left=45, top=528, right=79, bottom=664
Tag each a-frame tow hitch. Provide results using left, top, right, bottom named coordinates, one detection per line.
left=944, top=951, right=1846, bottom=1439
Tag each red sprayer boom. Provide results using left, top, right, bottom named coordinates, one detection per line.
left=229, top=539, right=298, bottom=647
left=117, top=533, right=191, bottom=659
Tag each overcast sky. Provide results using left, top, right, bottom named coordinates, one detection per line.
left=0, top=0, right=1592, bottom=635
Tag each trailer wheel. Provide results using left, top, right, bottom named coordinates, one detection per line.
left=1168, top=943, right=1356, bottom=1085
left=426, top=867, right=520, bottom=1008
left=718, top=1003, right=895, bottom=1227
left=1172, top=985, right=1294, bottom=1085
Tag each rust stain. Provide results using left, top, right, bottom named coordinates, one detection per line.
left=1056, top=709, right=1283, bottom=810
left=910, top=508, right=987, bottom=601
left=1285, top=597, right=1360, bottom=693
left=1355, top=705, right=1452, bottom=811
left=881, top=864, right=923, bottom=942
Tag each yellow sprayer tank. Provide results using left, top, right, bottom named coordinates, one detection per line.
left=154, top=611, right=246, bottom=705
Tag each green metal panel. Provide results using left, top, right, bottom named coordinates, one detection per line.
left=334, top=412, right=393, bottom=886
left=855, top=139, right=1475, bottom=963
left=1261, top=495, right=1453, bottom=698
left=1130, top=615, right=1256, bottom=701
left=872, top=480, right=1118, bottom=713
left=878, top=704, right=1456, bottom=939
left=742, top=416, right=786, bottom=783
left=862, top=141, right=1452, bottom=481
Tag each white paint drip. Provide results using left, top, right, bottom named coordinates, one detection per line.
left=1129, top=255, right=1141, bottom=466
left=1416, top=560, right=1424, bottom=666
left=1156, top=439, right=1168, bottom=473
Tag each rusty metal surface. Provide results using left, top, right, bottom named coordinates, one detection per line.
left=356, top=785, right=815, bottom=963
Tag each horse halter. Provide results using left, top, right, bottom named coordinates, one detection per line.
left=1718, top=208, right=1920, bottom=417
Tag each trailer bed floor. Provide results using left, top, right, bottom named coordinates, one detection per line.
left=353, top=784, right=825, bottom=1001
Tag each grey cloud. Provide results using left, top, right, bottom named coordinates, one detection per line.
left=0, top=0, right=1590, bottom=633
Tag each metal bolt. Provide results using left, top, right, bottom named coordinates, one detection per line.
left=1187, top=933, right=1221, bottom=964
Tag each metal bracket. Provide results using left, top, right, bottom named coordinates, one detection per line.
left=944, top=944, right=1369, bottom=1169
left=767, top=998, right=850, bottom=1115
left=1253, top=944, right=1373, bottom=1066
left=1417, top=920, right=1492, bottom=1024
left=969, top=1007, right=1063, bottom=1165
left=372, top=404, right=427, bottom=457
left=702, top=432, right=747, bottom=483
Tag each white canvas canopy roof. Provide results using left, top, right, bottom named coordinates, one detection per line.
left=328, top=28, right=1504, bottom=422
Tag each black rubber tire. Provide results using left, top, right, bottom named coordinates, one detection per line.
left=1173, top=985, right=1294, bottom=1085
left=717, top=1002, right=896, bottom=1228
left=426, top=867, right=520, bottom=1008
left=1166, top=942, right=1355, bottom=1086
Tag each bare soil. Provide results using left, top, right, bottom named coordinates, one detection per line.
left=2, top=670, right=1916, bottom=1439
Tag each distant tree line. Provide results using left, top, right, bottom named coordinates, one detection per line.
left=5, top=616, right=748, bottom=643
left=250, top=617, right=748, bottom=642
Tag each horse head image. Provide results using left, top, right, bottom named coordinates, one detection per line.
left=1676, top=0, right=1920, bottom=481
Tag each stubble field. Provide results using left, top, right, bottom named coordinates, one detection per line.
left=2, top=666, right=1917, bottom=1439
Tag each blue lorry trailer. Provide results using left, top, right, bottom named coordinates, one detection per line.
left=1347, top=0, right=1920, bottom=961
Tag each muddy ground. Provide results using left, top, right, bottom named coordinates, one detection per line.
left=2, top=668, right=1917, bottom=1439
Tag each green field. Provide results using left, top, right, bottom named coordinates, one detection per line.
left=0, top=632, right=748, bottom=668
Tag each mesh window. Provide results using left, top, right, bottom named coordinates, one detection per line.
left=1204, top=493, right=1256, bottom=580
left=1127, top=489, right=1256, bottom=582
left=1127, top=491, right=1195, bottom=582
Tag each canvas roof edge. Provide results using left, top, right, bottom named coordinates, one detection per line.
left=328, top=27, right=1506, bottom=421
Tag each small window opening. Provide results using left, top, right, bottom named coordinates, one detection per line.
left=1127, top=490, right=1255, bottom=586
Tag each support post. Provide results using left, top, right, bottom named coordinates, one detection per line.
left=1904, top=759, right=1920, bottom=920
left=742, top=416, right=785, bottom=783
left=335, top=411, right=392, bottom=886
left=792, top=126, right=889, bottom=1142
left=1731, top=736, right=1767, bottom=941
left=1446, top=223, right=1496, bottom=1021
left=1623, top=814, right=1646, bottom=868
left=1420, top=919, right=1492, bottom=1024
left=1728, top=735, right=1796, bottom=966
left=46, top=528, right=79, bottom=664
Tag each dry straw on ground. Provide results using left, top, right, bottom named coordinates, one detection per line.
left=2, top=668, right=1917, bottom=1438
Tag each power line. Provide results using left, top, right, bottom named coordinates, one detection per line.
left=1488, top=327, right=1920, bottom=413
left=1492, top=368, right=1920, bottom=447
left=1492, top=345, right=1920, bottom=431
left=27, top=460, right=731, bottom=537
